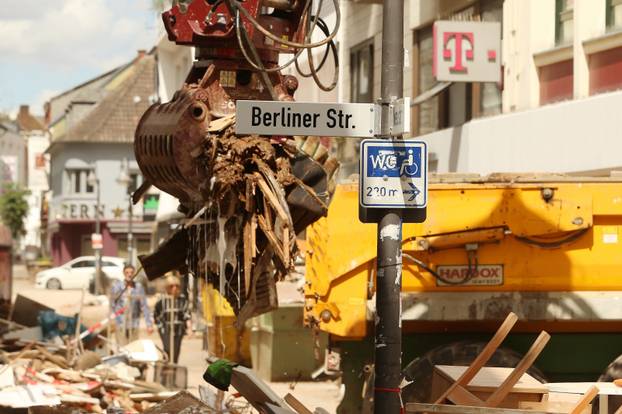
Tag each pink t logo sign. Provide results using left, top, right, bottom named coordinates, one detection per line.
left=442, top=32, right=474, bottom=73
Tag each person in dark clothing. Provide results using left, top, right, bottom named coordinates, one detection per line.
left=153, top=274, right=191, bottom=364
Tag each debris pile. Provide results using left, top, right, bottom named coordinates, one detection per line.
left=0, top=339, right=176, bottom=412
left=136, top=83, right=338, bottom=324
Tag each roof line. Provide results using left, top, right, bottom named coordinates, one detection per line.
left=48, top=64, right=124, bottom=103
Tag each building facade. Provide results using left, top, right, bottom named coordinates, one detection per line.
left=290, top=0, right=622, bottom=176
left=0, top=119, right=25, bottom=190
left=46, top=52, right=159, bottom=266
left=16, top=105, right=49, bottom=257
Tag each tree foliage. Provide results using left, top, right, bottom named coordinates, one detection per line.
left=0, top=183, right=30, bottom=239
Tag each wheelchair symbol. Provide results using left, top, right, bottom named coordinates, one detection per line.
left=399, top=149, right=419, bottom=177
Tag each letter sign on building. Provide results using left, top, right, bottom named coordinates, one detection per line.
left=433, top=21, right=501, bottom=83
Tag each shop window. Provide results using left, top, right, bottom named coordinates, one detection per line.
left=539, top=59, right=573, bottom=104
left=589, top=46, right=622, bottom=94
left=607, top=0, right=622, bottom=29
left=555, top=0, right=574, bottom=45
left=350, top=39, right=374, bottom=103
left=479, top=0, right=503, bottom=117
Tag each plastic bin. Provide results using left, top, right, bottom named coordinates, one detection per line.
left=249, top=304, right=327, bottom=381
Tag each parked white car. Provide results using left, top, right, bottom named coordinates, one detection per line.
left=35, top=256, right=126, bottom=290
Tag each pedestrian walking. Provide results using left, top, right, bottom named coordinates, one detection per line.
left=110, top=264, right=153, bottom=346
left=154, top=274, right=191, bottom=364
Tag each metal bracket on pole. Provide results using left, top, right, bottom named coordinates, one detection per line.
left=373, top=97, right=411, bottom=138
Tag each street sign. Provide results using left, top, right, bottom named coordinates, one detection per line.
left=236, top=100, right=377, bottom=137
left=433, top=21, right=501, bottom=83
left=359, top=140, right=427, bottom=208
left=91, top=233, right=103, bottom=250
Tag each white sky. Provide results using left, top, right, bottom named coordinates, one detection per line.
left=0, top=0, right=161, bottom=116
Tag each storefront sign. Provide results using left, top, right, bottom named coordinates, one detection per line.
left=433, top=21, right=501, bottom=82
left=59, top=203, right=106, bottom=220
left=143, top=194, right=160, bottom=221
left=91, top=233, right=103, bottom=250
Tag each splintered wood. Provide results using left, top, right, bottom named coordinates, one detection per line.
left=172, top=117, right=336, bottom=324
left=137, top=103, right=337, bottom=322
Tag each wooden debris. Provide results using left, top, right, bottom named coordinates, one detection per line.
left=0, top=339, right=176, bottom=412
left=284, top=393, right=314, bottom=414
left=130, top=391, right=178, bottom=401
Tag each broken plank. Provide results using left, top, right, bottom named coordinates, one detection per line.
left=59, top=393, right=100, bottom=405
left=245, top=175, right=256, bottom=213
left=251, top=214, right=257, bottom=259
left=484, top=331, right=550, bottom=407
left=569, top=386, right=598, bottom=414
left=284, top=393, right=314, bottom=414
left=208, top=114, right=236, bottom=133
left=244, top=215, right=254, bottom=298
left=435, top=313, right=518, bottom=404
left=130, top=391, right=178, bottom=401
left=405, top=403, right=564, bottom=414
left=255, top=173, right=289, bottom=223
left=257, top=215, right=288, bottom=268
left=263, top=195, right=273, bottom=231
left=282, top=226, right=290, bottom=267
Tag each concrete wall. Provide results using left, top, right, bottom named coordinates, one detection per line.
left=421, top=88, right=622, bottom=174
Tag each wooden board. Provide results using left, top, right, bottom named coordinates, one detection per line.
left=519, top=401, right=590, bottom=414
left=435, top=366, right=547, bottom=394
left=405, top=402, right=565, bottom=414
left=485, top=331, right=550, bottom=407
left=434, top=312, right=518, bottom=405
left=546, top=382, right=622, bottom=396
left=431, top=365, right=547, bottom=409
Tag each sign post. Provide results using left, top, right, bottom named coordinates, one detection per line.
left=372, top=1, right=406, bottom=412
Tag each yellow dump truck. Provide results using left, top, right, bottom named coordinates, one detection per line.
left=304, top=174, right=622, bottom=412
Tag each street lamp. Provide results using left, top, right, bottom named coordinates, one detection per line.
left=87, top=168, right=103, bottom=295
left=117, top=159, right=133, bottom=267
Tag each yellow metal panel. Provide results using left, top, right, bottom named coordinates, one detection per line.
left=202, top=282, right=251, bottom=364
left=305, top=180, right=622, bottom=338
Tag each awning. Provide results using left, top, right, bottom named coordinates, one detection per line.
left=411, top=82, right=452, bottom=107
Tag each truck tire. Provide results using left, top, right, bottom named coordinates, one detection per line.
left=401, top=341, right=547, bottom=404
left=598, top=355, right=622, bottom=413
left=598, top=354, right=622, bottom=381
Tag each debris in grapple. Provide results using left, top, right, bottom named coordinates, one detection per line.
left=135, top=76, right=338, bottom=324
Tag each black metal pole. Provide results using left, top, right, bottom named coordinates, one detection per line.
left=374, top=0, right=404, bottom=413
left=94, top=178, right=102, bottom=295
